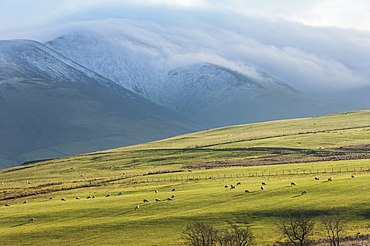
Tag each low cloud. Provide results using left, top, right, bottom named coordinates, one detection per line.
left=1, top=1, right=370, bottom=95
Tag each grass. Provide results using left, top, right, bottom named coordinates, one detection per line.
left=1, top=110, right=370, bottom=245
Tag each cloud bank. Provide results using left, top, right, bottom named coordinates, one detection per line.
left=1, top=0, right=370, bottom=95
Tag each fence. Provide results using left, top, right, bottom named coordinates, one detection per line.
left=111, top=166, right=370, bottom=185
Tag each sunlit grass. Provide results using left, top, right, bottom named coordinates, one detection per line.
left=1, top=111, right=370, bottom=245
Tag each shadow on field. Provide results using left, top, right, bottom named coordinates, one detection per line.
left=291, top=195, right=302, bottom=198
left=12, top=223, right=26, bottom=227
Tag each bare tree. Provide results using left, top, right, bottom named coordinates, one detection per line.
left=218, top=224, right=254, bottom=246
left=276, top=210, right=315, bottom=246
left=321, top=212, right=348, bottom=246
left=182, top=222, right=219, bottom=246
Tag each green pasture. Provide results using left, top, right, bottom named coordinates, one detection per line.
left=1, top=161, right=370, bottom=245
left=1, top=111, right=370, bottom=245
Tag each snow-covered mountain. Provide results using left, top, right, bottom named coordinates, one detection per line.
left=46, top=29, right=365, bottom=127
left=0, top=39, right=200, bottom=168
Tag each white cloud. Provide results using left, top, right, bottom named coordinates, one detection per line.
left=1, top=0, right=370, bottom=95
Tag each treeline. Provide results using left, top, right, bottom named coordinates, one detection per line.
left=182, top=210, right=367, bottom=246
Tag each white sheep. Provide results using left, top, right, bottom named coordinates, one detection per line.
left=262, top=182, right=266, bottom=185
left=76, top=197, right=80, bottom=200
left=135, top=205, right=140, bottom=210
left=328, top=177, right=333, bottom=181
left=230, top=184, right=236, bottom=189
left=315, top=177, right=320, bottom=180
left=155, top=190, right=158, bottom=193
left=291, top=182, right=296, bottom=186
left=261, top=186, right=265, bottom=190
left=61, top=198, right=66, bottom=201
left=23, top=200, right=28, bottom=204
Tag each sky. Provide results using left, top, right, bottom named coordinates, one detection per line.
left=1, top=0, right=370, bottom=95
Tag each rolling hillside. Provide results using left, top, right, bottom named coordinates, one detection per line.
left=1, top=111, right=370, bottom=245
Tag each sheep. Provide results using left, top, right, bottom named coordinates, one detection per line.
left=224, top=185, right=229, bottom=188
left=49, top=197, right=53, bottom=200
left=135, top=205, right=140, bottom=210
left=315, top=177, right=320, bottom=180
left=26, top=180, right=31, bottom=184
left=5, top=204, right=10, bottom=206
left=166, top=197, right=173, bottom=201
left=154, top=190, right=158, bottom=193
left=76, top=197, right=80, bottom=200
left=351, top=175, right=355, bottom=178
left=23, top=200, right=28, bottom=204
left=328, top=177, right=333, bottom=181
left=245, top=189, right=251, bottom=193
left=92, top=195, right=96, bottom=198
left=61, top=198, right=66, bottom=201
left=118, top=192, right=123, bottom=196
left=230, top=184, right=236, bottom=189
left=155, top=198, right=161, bottom=202
left=260, top=186, right=265, bottom=190
left=28, top=218, right=35, bottom=223
left=143, top=199, right=149, bottom=203
left=237, top=182, right=242, bottom=185
left=262, top=182, right=266, bottom=185
left=291, top=182, right=297, bottom=186
left=106, top=194, right=111, bottom=197
left=171, top=195, right=175, bottom=198
left=86, top=196, right=91, bottom=199
left=1, top=182, right=4, bottom=185
left=171, top=188, right=176, bottom=191
left=301, top=190, right=307, bottom=195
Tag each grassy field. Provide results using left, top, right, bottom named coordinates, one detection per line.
left=1, top=111, right=370, bottom=245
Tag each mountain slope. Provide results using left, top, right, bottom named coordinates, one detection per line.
left=47, top=31, right=365, bottom=127
left=0, top=40, right=201, bottom=168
